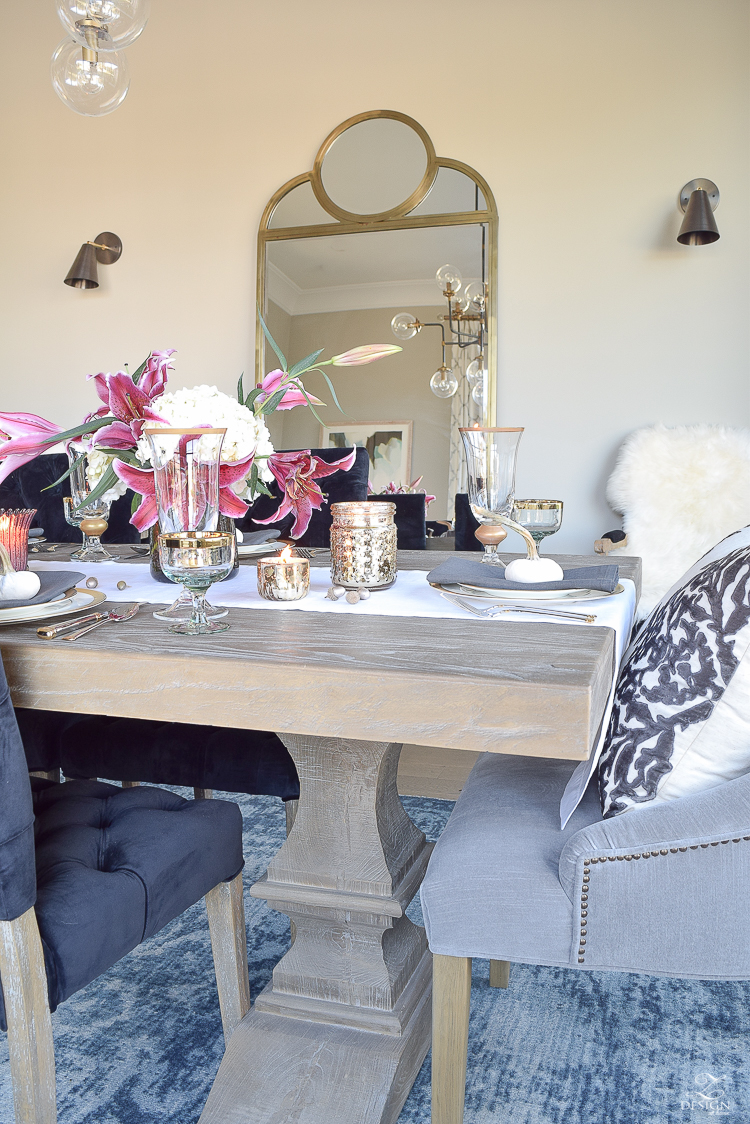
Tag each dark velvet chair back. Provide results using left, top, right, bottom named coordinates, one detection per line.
left=237, top=447, right=369, bottom=547
left=367, top=494, right=427, bottom=550
left=0, top=454, right=139, bottom=543
left=454, top=493, right=482, bottom=551
left=0, top=657, right=36, bottom=923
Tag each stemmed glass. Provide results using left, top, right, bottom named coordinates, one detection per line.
left=158, top=531, right=235, bottom=635
left=145, top=427, right=230, bottom=622
left=64, top=446, right=117, bottom=562
left=511, top=500, right=564, bottom=551
left=459, top=426, right=563, bottom=581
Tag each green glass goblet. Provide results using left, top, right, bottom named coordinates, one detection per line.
left=158, top=531, right=235, bottom=635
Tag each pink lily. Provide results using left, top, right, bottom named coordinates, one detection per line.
left=92, top=371, right=168, bottom=450
left=255, top=369, right=324, bottom=411
left=113, top=452, right=256, bottom=531
left=140, top=349, right=176, bottom=399
left=0, top=412, right=63, bottom=485
left=330, top=344, right=402, bottom=366
left=255, top=449, right=356, bottom=538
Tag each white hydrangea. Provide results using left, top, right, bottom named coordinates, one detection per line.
left=136, top=385, right=275, bottom=496
left=85, top=447, right=128, bottom=505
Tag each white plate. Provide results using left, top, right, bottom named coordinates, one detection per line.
left=238, top=542, right=283, bottom=558
left=0, top=588, right=107, bottom=626
left=451, top=582, right=625, bottom=603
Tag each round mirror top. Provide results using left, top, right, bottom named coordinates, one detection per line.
left=315, top=113, right=436, bottom=220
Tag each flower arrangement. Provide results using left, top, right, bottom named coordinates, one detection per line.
left=369, top=476, right=436, bottom=507
left=0, top=326, right=401, bottom=538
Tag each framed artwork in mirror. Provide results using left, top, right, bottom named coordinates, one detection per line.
left=320, top=421, right=413, bottom=493
left=256, top=109, right=498, bottom=523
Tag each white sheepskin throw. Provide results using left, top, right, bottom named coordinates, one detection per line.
left=606, top=424, right=750, bottom=618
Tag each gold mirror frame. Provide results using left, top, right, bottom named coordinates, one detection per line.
left=256, top=109, right=498, bottom=426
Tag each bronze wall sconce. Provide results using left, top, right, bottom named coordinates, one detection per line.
left=677, top=179, right=720, bottom=246
left=64, top=232, right=123, bottom=289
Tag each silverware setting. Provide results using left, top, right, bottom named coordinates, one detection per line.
left=439, top=590, right=597, bottom=624
left=58, top=603, right=141, bottom=641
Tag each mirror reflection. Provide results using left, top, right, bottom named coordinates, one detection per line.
left=258, top=111, right=497, bottom=524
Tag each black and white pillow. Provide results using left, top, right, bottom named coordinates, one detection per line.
left=597, top=542, right=750, bottom=817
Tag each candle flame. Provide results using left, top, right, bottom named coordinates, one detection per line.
left=280, top=545, right=294, bottom=562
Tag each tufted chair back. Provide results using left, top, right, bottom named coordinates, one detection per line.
left=0, top=657, right=36, bottom=925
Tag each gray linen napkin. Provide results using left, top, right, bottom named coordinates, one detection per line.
left=0, top=570, right=86, bottom=611
left=427, top=557, right=619, bottom=593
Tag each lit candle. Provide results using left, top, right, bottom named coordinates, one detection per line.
left=257, top=545, right=310, bottom=601
left=0, top=509, right=36, bottom=571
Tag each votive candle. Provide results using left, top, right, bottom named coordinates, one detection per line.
left=0, top=509, right=36, bottom=571
left=257, top=546, right=310, bottom=601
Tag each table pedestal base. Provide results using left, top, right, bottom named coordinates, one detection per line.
left=199, top=734, right=433, bottom=1124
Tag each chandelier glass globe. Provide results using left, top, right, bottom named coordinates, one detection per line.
left=471, top=378, right=486, bottom=405
left=430, top=365, right=459, bottom=398
left=55, top=0, right=150, bottom=50
left=435, top=263, right=462, bottom=296
left=391, top=313, right=419, bottom=341
left=465, top=281, right=486, bottom=311
left=465, top=356, right=487, bottom=387
left=51, top=38, right=130, bottom=116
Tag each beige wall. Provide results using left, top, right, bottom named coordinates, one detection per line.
left=1, top=1, right=747, bottom=552
left=270, top=304, right=452, bottom=516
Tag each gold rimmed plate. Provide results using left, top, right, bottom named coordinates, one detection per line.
left=0, top=588, right=107, bottom=626
left=434, top=581, right=625, bottom=604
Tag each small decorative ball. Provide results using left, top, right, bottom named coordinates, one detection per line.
left=345, top=590, right=361, bottom=605
left=79, top=516, right=108, bottom=537
left=85, top=577, right=98, bottom=589
left=116, top=580, right=127, bottom=591
left=358, top=588, right=371, bottom=600
left=331, top=585, right=345, bottom=598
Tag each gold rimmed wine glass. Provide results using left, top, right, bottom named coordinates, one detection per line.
left=158, top=531, right=235, bottom=635
left=511, top=500, right=564, bottom=552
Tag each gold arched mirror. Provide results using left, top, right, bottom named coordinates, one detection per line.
left=256, top=109, right=497, bottom=521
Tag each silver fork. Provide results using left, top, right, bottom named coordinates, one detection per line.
left=440, top=591, right=596, bottom=624
left=62, top=603, right=141, bottom=641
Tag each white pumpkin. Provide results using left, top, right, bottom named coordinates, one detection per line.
left=504, top=556, right=564, bottom=583
left=0, top=544, right=41, bottom=601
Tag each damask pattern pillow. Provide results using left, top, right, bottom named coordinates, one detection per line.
left=597, top=544, right=750, bottom=817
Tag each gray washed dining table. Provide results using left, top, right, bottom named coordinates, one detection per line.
left=1, top=549, right=641, bottom=1124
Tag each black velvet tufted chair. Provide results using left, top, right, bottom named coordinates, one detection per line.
left=0, top=655, right=251, bottom=1124
left=0, top=454, right=139, bottom=544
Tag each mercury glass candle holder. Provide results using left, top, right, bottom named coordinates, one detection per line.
left=257, top=547, right=310, bottom=601
left=0, top=508, right=36, bottom=571
left=330, top=501, right=397, bottom=590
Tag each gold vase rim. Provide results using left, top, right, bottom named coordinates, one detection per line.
left=458, top=426, right=524, bottom=433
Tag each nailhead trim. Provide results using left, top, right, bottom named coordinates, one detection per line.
left=576, top=835, right=750, bottom=966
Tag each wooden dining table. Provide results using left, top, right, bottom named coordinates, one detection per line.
left=0, top=549, right=641, bottom=1124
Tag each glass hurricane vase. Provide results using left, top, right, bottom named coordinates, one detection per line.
left=65, top=446, right=117, bottom=562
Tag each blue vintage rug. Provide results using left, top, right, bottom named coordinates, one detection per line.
left=1, top=791, right=748, bottom=1123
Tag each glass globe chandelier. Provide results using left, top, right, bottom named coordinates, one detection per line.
left=391, top=263, right=488, bottom=400
left=50, top=0, right=150, bottom=116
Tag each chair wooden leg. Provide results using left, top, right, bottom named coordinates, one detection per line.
left=489, top=959, right=510, bottom=988
left=28, top=771, right=60, bottom=784
left=205, top=873, right=250, bottom=1045
left=432, top=954, right=471, bottom=1124
left=194, top=788, right=213, bottom=800
left=120, top=781, right=140, bottom=788
left=0, top=908, right=57, bottom=1124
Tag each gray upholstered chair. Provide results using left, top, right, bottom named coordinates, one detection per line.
left=421, top=752, right=750, bottom=1124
